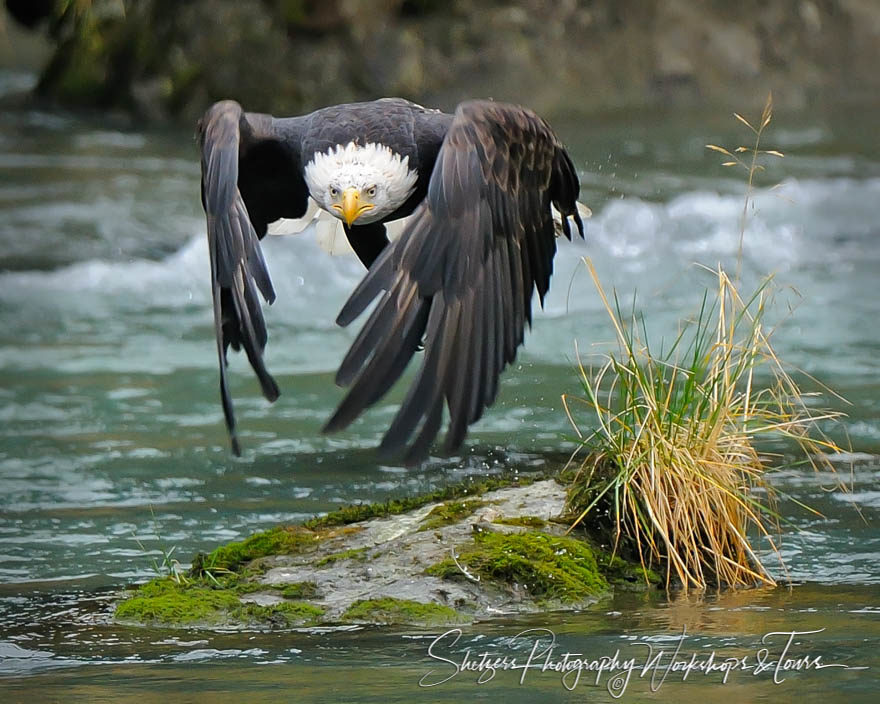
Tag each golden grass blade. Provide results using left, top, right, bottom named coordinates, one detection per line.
left=734, top=112, right=757, bottom=133
left=761, top=91, right=774, bottom=130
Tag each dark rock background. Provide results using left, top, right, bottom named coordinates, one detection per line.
left=3, top=0, right=879, bottom=121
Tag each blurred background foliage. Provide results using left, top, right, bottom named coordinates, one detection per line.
left=2, top=0, right=879, bottom=121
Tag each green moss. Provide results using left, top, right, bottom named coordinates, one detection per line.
left=115, top=576, right=325, bottom=627
left=195, top=525, right=318, bottom=573
left=341, top=598, right=464, bottom=626
left=115, top=578, right=240, bottom=625
left=229, top=580, right=272, bottom=595
left=427, top=530, right=608, bottom=603
left=231, top=600, right=324, bottom=626
left=315, top=547, right=368, bottom=568
left=304, top=474, right=542, bottom=530
left=419, top=500, right=488, bottom=531
left=199, top=564, right=288, bottom=597
left=492, top=515, right=548, bottom=529
left=279, top=581, right=320, bottom=600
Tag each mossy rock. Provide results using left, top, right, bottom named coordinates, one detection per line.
left=427, top=530, right=609, bottom=603
left=341, top=598, right=464, bottom=626
left=315, top=547, right=368, bottom=568
left=194, top=525, right=319, bottom=573
left=115, top=578, right=241, bottom=625
left=114, top=577, right=324, bottom=627
left=279, top=581, right=320, bottom=600
left=115, top=476, right=655, bottom=628
left=232, top=600, right=324, bottom=627
left=492, top=515, right=548, bottom=529
left=227, top=579, right=273, bottom=595
left=419, top=500, right=488, bottom=531
left=303, top=475, right=538, bottom=530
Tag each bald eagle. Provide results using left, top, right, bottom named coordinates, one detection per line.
left=199, top=98, right=586, bottom=463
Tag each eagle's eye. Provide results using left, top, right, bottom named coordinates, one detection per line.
left=329, top=186, right=339, bottom=198
left=366, top=186, right=377, bottom=198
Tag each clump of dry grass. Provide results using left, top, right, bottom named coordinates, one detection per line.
left=563, top=94, right=844, bottom=591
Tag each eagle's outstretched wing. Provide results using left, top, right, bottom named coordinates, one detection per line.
left=325, top=100, right=584, bottom=463
left=198, top=100, right=308, bottom=454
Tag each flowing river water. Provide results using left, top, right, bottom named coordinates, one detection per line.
left=0, top=71, right=878, bottom=701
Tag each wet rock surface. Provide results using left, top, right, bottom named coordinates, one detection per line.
left=259, top=480, right=577, bottom=622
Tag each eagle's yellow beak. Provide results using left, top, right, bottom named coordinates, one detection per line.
left=338, top=187, right=375, bottom=226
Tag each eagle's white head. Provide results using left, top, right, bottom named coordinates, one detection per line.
left=304, top=142, right=419, bottom=226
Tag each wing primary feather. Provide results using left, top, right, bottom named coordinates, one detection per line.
left=331, top=278, right=424, bottom=403
left=335, top=243, right=395, bottom=327
left=229, top=268, right=280, bottom=401
left=241, top=201, right=276, bottom=302
left=210, top=241, right=241, bottom=456
left=402, top=398, right=444, bottom=466
left=470, top=259, right=493, bottom=422
left=443, top=289, right=478, bottom=451
left=335, top=280, right=406, bottom=387
left=482, top=248, right=501, bottom=408
left=243, top=268, right=268, bottom=352
left=324, top=284, right=430, bottom=432
left=404, top=210, right=450, bottom=293
left=212, top=295, right=246, bottom=453
left=496, top=237, right=514, bottom=363
left=376, top=297, right=457, bottom=455
left=505, top=235, right=524, bottom=358
left=359, top=300, right=430, bottom=410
